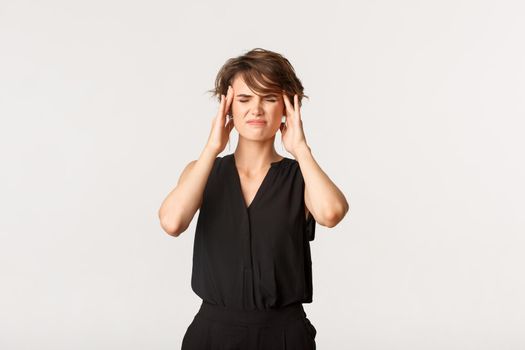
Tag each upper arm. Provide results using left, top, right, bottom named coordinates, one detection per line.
left=304, top=185, right=313, bottom=221
left=304, top=185, right=317, bottom=241
left=177, top=160, right=197, bottom=187
left=176, top=159, right=202, bottom=209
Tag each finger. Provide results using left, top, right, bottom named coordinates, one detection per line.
left=282, top=92, right=294, bottom=116
left=285, top=96, right=296, bottom=124
left=294, top=94, right=301, bottom=120
left=224, top=117, right=234, bottom=134
left=219, top=94, right=227, bottom=118
left=225, top=86, right=234, bottom=115
left=214, top=95, right=224, bottom=124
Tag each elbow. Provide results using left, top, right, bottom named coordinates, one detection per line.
left=323, top=214, right=339, bottom=228
left=164, top=225, right=180, bottom=237
left=161, top=220, right=184, bottom=237
left=158, top=210, right=184, bottom=237
left=324, top=202, right=349, bottom=228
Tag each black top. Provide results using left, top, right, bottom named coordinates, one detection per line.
left=190, top=153, right=316, bottom=311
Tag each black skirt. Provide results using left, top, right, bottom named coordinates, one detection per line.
left=181, top=300, right=317, bottom=350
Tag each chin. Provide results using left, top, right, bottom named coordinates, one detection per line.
left=240, top=131, right=277, bottom=141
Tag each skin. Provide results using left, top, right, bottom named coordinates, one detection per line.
left=224, top=75, right=349, bottom=226
left=158, top=74, right=349, bottom=237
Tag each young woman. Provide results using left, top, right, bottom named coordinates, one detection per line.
left=158, top=48, right=349, bottom=350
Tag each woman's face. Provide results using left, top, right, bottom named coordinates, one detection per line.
left=230, top=76, right=285, bottom=140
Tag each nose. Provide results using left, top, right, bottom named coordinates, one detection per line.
left=250, top=102, right=264, bottom=116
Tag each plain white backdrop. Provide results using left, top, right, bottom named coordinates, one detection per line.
left=1, top=0, right=524, bottom=349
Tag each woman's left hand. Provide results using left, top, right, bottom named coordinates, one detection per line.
left=280, top=92, right=310, bottom=157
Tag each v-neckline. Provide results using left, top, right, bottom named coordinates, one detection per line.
left=231, top=153, right=286, bottom=211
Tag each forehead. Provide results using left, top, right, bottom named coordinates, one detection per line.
left=231, top=75, right=278, bottom=96
left=231, top=75, right=255, bottom=90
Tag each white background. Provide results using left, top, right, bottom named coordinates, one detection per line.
left=1, top=0, right=524, bottom=349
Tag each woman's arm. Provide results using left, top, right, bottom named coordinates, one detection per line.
left=158, top=146, right=219, bottom=237
left=296, top=144, right=349, bottom=228
left=280, top=92, right=349, bottom=228
left=159, top=86, right=235, bottom=237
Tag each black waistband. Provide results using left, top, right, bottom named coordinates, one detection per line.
left=196, top=300, right=306, bottom=326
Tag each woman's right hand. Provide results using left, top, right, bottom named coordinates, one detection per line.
left=205, top=85, right=235, bottom=155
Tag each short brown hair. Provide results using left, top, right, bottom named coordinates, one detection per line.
left=207, top=48, right=309, bottom=109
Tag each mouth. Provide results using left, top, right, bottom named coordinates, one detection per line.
left=247, top=120, right=267, bottom=125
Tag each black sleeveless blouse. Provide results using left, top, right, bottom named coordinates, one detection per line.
left=190, top=153, right=316, bottom=311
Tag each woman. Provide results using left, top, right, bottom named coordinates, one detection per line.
left=158, top=48, right=349, bottom=349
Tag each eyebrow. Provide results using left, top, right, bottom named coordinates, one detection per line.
left=236, top=93, right=279, bottom=98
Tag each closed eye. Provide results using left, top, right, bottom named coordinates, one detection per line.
left=239, top=99, right=277, bottom=103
